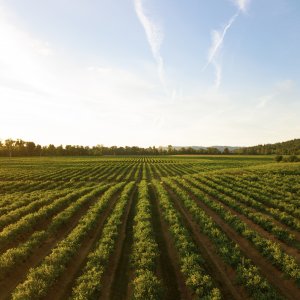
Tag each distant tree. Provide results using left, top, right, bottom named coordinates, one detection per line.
left=167, top=145, right=173, bottom=154
left=223, top=147, right=230, bottom=155
left=275, top=155, right=283, bottom=162
left=283, top=155, right=299, bottom=162
left=4, top=139, right=15, bottom=157
left=25, top=142, right=36, bottom=156
left=36, top=144, right=42, bottom=156
left=207, top=147, right=221, bottom=155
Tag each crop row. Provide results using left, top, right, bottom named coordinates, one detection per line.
left=191, top=175, right=295, bottom=245
left=181, top=176, right=300, bottom=285
left=131, top=180, right=162, bottom=299
left=0, top=183, right=110, bottom=279
left=71, top=181, right=135, bottom=299
left=194, top=174, right=300, bottom=234
left=11, top=182, right=125, bottom=300
left=212, top=175, right=300, bottom=218
left=163, top=177, right=280, bottom=299
left=0, top=187, right=95, bottom=251
left=152, top=179, right=221, bottom=299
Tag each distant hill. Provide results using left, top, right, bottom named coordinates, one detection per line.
left=235, top=139, right=300, bottom=155
left=173, top=146, right=240, bottom=152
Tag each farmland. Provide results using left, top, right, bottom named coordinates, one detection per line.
left=0, top=156, right=300, bottom=299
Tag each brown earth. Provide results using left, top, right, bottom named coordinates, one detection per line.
left=0, top=188, right=110, bottom=300
left=180, top=182, right=300, bottom=300
left=42, top=191, right=123, bottom=300
left=100, top=186, right=137, bottom=300
left=164, top=184, right=249, bottom=300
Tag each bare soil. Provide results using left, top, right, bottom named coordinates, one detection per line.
left=150, top=184, right=190, bottom=300
left=181, top=184, right=300, bottom=300
left=41, top=190, right=122, bottom=300
left=100, top=186, right=137, bottom=300
left=150, top=187, right=184, bottom=300
left=164, top=184, right=249, bottom=300
left=0, top=189, right=109, bottom=300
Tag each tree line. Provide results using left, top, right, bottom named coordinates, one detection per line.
left=0, top=138, right=299, bottom=157
left=234, top=139, right=300, bottom=155
left=0, top=139, right=227, bottom=157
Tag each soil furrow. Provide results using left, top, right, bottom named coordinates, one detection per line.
left=40, top=190, right=122, bottom=300
left=0, top=189, right=108, bottom=300
left=183, top=186, right=300, bottom=300
left=202, top=190, right=300, bottom=262
left=149, top=187, right=184, bottom=300
left=149, top=184, right=188, bottom=300
left=100, top=186, right=137, bottom=300
left=164, top=185, right=248, bottom=300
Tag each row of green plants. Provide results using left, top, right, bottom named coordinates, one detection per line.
left=0, top=179, right=67, bottom=195
left=166, top=177, right=281, bottom=299
left=131, top=180, right=162, bottom=300
left=133, top=163, right=142, bottom=181
left=183, top=176, right=300, bottom=285
left=221, top=173, right=297, bottom=202
left=0, top=183, right=110, bottom=279
left=214, top=175, right=300, bottom=218
left=192, top=175, right=295, bottom=245
left=0, top=187, right=70, bottom=215
left=0, top=187, right=94, bottom=251
left=124, top=163, right=140, bottom=181
left=115, top=163, right=135, bottom=181
left=152, top=179, right=221, bottom=299
left=11, top=182, right=125, bottom=300
left=141, top=163, right=147, bottom=180
left=70, top=181, right=135, bottom=299
left=146, top=163, right=155, bottom=179
left=0, top=188, right=76, bottom=230
left=106, top=163, right=130, bottom=181
left=193, top=174, right=300, bottom=232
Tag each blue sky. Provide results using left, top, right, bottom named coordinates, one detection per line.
left=0, top=0, right=299, bottom=146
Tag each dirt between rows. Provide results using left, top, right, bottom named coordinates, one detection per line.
left=150, top=185, right=191, bottom=300
left=164, top=184, right=249, bottom=300
left=0, top=189, right=92, bottom=255
left=179, top=182, right=300, bottom=300
left=0, top=188, right=111, bottom=300
left=198, top=186, right=300, bottom=263
left=100, top=186, right=137, bottom=300
left=43, top=190, right=123, bottom=300
left=206, top=178, right=300, bottom=243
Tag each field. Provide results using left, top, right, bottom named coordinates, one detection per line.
left=0, top=155, right=300, bottom=300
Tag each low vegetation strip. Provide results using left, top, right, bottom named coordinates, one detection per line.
left=131, top=180, right=162, bottom=300
left=183, top=176, right=300, bottom=285
left=152, top=179, right=221, bottom=299
left=164, top=177, right=281, bottom=299
left=11, top=182, right=125, bottom=300
left=70, top=181, right=135, bottom=299
left=0, top=156, right=299, bottom=299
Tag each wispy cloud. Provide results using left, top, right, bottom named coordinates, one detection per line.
left=133, top=0, right=166, bottom=89
left=204, top=0, right=251, bottom=88
left=232, top=0, right=251, bottom=13
left=256, top=79, right=295, bottom=109
left=205, top=13, right=239, bottom=70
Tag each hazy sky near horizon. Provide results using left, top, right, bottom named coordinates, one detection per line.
left=0, top=0, right=299, bottom=147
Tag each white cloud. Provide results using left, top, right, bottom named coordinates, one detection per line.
left=232, top=0, right=251, bottom=13
left=206, top=13, right=239, bottom=68
left=256, top=79, right=295, bottom=109
left=0, top=4, right=168, bottom=146
left=212, top=60, right=222, bottom=89
left=204, top=13, right=239, bottom=88
left=204, top=0, right=251, bottom=88
left=276, top=79, right=294, bottom=92
left=133, top=0, right=166, bottom=89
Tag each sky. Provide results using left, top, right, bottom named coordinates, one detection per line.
left=0, top=0, right=299, bottom=147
